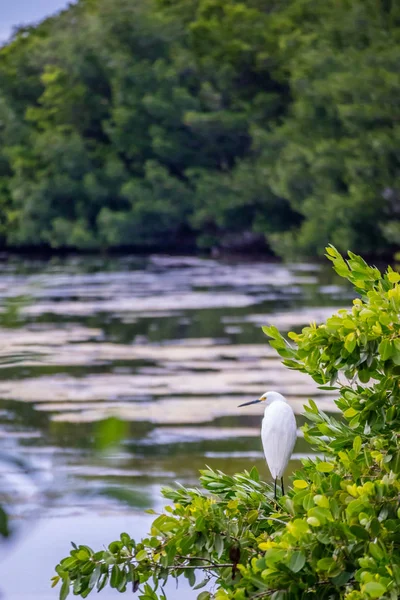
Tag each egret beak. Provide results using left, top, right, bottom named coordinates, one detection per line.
left=238, top=398, right=261, bottom=407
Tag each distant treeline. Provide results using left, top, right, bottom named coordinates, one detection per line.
left=0, top=0, right=399, bottom=257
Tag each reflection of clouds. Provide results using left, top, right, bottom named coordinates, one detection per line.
left=0, top=352, right=334, bottom=405
left=30, top=391, right=338, bottom=424
left=22, top=292, right=259, bottom=316
left=0, top=450, right=51, bottom=540
left=0, top=332, right=338, bottom=425
left=0, top=256, right=346, bottom=537
left=0, top=325, right=101, bottom=350
left=145, top=427, right=261, bottom=444
left=246, top=307, right=346, bottom=329
left=0, top=258, right=319, bottom=318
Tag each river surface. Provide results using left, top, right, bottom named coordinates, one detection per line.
left=0, top=254, right=352, bottom=599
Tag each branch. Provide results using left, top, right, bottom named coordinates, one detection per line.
left=168, top=563, right=234, bottom=570
left=126, top=557, right=234, bottom=570
left=264, top=516, right=287, bottom=525
left=251, top=591, right=276, bottom=599
left=176, top=555, right=234, bottom=567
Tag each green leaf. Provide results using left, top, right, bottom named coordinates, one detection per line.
left=331, top=571, right=352, bottom=586
left=353, top=436, right=362, bottom=455
left=293, top=479, right=308, bottom=489
left=325, top=247, right=351, bottom=278
left=325, top=245, right=338, bottom=258
left=120, top=532, right=132, bottom=546
left=316, top=462, right=335, bottom=473
left=368, top=542, right=384, bottom=561
left=108, top=541, right=122, bottom=553
left=302, top=494, right=314, bottom=511
left=369, top=518, right=380, bottom=537
left=94, top=416, right=128, bottom=451
left=363, top=581, right=386, bottom=598
left=289, top=519, right=310, bottom=538
left=378, top=339, right=393, bottom=361
left=193, top=578, right=208, bottom=591
left=288, top=551, right=305, bottom=573
left=317, top=557, right=335, bottom=571
left=349, top=413, right=361, bottom=429
left=393, top=564, right=400, bottom=585
left=313, top=495, right=329, bottom=508
left=197, top=593, right=211, bottom=600
left=214, top=534, right=224, bottom=558
left=318, top=385, right=339, bottom=390
left=307, top=399, right=319, bottom=413
left=185, top=568, right=196, bottom=587
left=389, top=451, right=400, bottom=474
left=346, top=498, right=364, bottom=516
left=307, top=516, right=320, bottom=527
left=264, top=548, right=286, bottom=565
left=97, top=572, right=109, bottom=592
left=262, top=325, right=282, bottom=340
left=387, top=271, right=400, bottom=283
left=349, top=525, right=369, bottom=540
left=135, top=550, right=148, bottom=561
left=343, top=407, right=357, bottom=418
left=344, top=332, right=356, bottom=353
left=358, top=369, right=371, bottom=383
left=89, top=565, right=101, bottom=589
left=307, top=507, right=332, bottom=525
left=59, top=577, right=70, bottom=600
left=249, top=466, right=260, bottom=482
left=0, top=506, right=9, bottom=538
left=247, top=509, right=259, bottom=524
left=110, top=565, right=120, bottom=588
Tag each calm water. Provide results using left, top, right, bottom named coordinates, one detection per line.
left=0, top=254, right=351, bottom=599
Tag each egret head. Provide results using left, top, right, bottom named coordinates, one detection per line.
left=238, top=390, right=286, bottom=407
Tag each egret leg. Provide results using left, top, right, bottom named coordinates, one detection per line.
left=274, top=478, right=277, bottom=499
left=281, top=477, right=284, bottom=496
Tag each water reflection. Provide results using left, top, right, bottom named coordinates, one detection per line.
left=0, top=255, right=351, bottom=528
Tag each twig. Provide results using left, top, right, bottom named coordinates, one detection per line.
left=250, top=591, right=276, bottom=599
left=176, top=555, right=232, bottom=567
left=264, top=516, right=287, bottom=525
left=167, top=563, right=233, bottom=570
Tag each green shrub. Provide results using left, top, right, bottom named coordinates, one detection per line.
left=54, top=247, right=400, bottom=599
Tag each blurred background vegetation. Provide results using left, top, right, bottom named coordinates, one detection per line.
left=0, top=0, right=399, bottom=258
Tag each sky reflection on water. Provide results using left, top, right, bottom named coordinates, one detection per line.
left=0, top=254, right=351, bottom=598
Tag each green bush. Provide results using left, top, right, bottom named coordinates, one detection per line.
left=54, top=247, right=400, bottom=599
left=1, top=0, right=399, bottom=255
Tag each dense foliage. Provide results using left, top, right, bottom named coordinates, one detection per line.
left=54, top=247, right=400, bottom=598
left=0, top=1, right=399, bottom=255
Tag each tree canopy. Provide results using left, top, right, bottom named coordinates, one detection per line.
left=54, top=247, right=400, bottom=598
left=0, top=0, right=399, bottom=256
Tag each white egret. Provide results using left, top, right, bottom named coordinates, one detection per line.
left=238, top=391, right=297, bottom=498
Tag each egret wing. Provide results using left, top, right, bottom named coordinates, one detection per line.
left=261, top=402, right=297, bottom=479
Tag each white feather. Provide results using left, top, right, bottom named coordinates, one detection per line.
left=261, top=392, right=297, bottom=479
